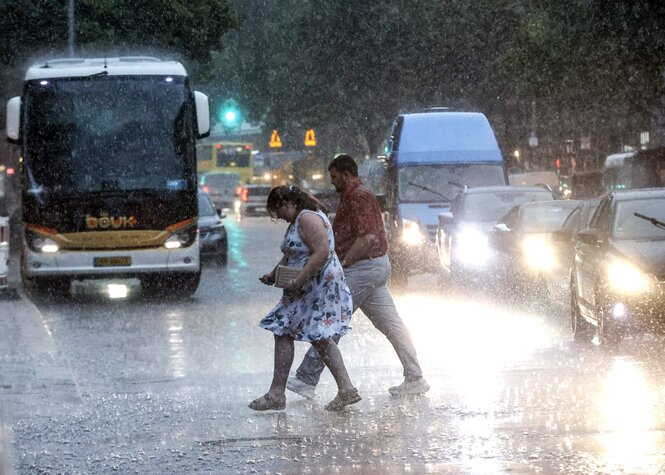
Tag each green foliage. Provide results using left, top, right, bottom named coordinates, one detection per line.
left=3, top=0, right=665, bottom=159
left=0, top=0, right=238, bottom=71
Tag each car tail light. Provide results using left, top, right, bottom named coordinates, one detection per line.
left=202, top=185, right=209, bottom=193
left=241, top=187, right=249, bottom=203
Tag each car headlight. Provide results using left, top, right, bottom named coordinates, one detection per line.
left=25, top=230, right=60, bottom=253
left=456, top=226, right=491, bottom=266
left=163, top=224, right=197, bottom=249
left=606, top=258, right=651, bottom=295
left=401, top=219, right=425, bottom=246
left=521, top=235, right=556, bottom=272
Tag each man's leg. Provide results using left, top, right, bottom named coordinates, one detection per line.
left=290, top=259, right=377, bottom=391
left=294, top=333, right=341, bottom=386
left=356, top=256, right=424, bottom=381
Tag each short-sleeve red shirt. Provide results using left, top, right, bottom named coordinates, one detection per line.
left=333, top=177, right=388, bottom=261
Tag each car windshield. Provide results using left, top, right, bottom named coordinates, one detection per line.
left=248, top=186, right=271, bottom=197
left=519, top=201, right=580, bottom=233
left=397, top=164, right=505, bottom=203
left=198, top=193, right=217, bottom=216
left=462, top=190, right=553, bottom=222
left=612, top=197, right=665, bottom=240
left=23, top=76, right=193, bottom=194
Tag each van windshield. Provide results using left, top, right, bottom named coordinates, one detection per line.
left=397, top=164, right=505, bottom=203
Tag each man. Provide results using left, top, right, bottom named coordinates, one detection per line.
left=287, top=154, right=429, bottom=397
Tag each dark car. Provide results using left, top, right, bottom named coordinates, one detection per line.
left=547, top=198, right=601, bottom=302
left=571, top=188, right=665, bottom=345
left=198, top=190, right=228, bottom=265
left=436, top=185, right=555, bottom=287
left=489, top=200, right=582, bottom=304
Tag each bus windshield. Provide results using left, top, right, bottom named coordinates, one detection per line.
left=23, top=75, right=194, bottom=195
left=216, top=144, right=251, bottom=167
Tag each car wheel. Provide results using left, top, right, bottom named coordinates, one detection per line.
left=570, top=275, right=593, bottom=343
left=596, top=289, right=622, bottom=347
left=217, top=240, right=228, bottom=266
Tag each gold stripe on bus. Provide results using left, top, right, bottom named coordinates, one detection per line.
left=52, top=230, right=171, bottom=250
left=25, top=223, right=58, bottom=235
left=165, top=217, right=196, bottom=232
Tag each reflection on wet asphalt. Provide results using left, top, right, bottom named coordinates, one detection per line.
left=3, top=217, right=665, bottom=474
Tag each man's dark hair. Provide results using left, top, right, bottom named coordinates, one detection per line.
left=328, top=154, right=358, bottom=177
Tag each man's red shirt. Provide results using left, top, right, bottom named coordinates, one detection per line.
left=333, top=177, right=388, bottom=261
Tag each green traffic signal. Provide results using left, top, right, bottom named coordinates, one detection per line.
left=218, top=99, right=240, bottom=129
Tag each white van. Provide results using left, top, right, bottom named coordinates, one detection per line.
left=381, top=110, right=507, bottom=281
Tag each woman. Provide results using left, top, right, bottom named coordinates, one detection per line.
left=250, top=185, right=360, bottom=411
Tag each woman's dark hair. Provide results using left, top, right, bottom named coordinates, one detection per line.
left=267, top=185, right=329, bottom=216
left=328, top=153, right=358, bottom=177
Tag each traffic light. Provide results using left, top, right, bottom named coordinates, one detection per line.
left=217, top=99, right=241, bottom=129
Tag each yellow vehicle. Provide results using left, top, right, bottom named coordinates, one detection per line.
left=197, top=141, right=253, bottom=183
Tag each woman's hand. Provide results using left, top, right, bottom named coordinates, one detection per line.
left=284, top=279, right=305, bottom=296
left=259, top=273, right=275, bottom=285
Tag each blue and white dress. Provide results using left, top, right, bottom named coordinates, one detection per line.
left=259, top=210, right=353, bottom=342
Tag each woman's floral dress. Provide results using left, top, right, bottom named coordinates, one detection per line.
left=259, top=209, right=353, bottom=342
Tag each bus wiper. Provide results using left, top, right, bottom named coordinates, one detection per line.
left=407, top=181, right=450, bottom=202
left=87, top=71, right=108, bottom=78
left=634, top=212, right=665, bottom=230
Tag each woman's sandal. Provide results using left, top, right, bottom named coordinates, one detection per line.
left=248, top=393, right=286, bottom=411
left=324, top=388, right=362, bottom=411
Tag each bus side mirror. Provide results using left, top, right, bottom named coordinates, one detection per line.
left=194, top=91, right=210, bottom=139
left=6, top=97, right=20, bottom=143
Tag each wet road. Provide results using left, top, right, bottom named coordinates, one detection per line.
left=2, top=217, right=665, bottom=474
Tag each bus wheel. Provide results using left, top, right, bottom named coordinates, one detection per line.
left=142, top=272, right=200, bottom=298
left=29, top=277, right=70, bottom=299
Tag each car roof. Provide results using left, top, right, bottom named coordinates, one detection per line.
left=244, top=184, right=272, bottom=189
left=610, top=187, right=665, bottom=200
left=517, top=199, right=582, bottom=210
left=461, top=185, right=553, bottom=195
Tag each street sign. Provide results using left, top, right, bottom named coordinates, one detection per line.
left=269, top=130, right=283, bottom=148
left=304, top=129, right=316, bottom=147
left=580, top=135, right=591, bottom=150
left=528, top=132, right=538, bottom=147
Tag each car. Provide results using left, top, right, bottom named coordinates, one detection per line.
left=199, top=171, right=242, bottom=211
left=570, top=188, right=665, bottom=345
left=508, top=170, right=561, bottom=197
left=310, top=188, right=340, bottom=220
left=489, top=199, right=582, bottom=304
left=551, top=197, right=601, bottom=276
left=234, top=184, right=272, bottom=219
left=198, top=190, right=228, bottom=265
left=436, top=185, right=556, bottom=288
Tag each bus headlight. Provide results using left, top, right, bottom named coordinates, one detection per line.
left=25, top=230, right=60, bottom=253
left=401, top=219, right=425, bottom=246
left=164, top=225, right=197, bottom=249
left=606, top=258, right=651, bottom=295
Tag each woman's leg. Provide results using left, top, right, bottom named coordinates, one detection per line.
left=268, top=334, right=295, bottom=397
left=310, top=338, right=355, bottom=393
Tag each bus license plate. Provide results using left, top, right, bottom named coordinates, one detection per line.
left=94, top=256, right=131, bottom=267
